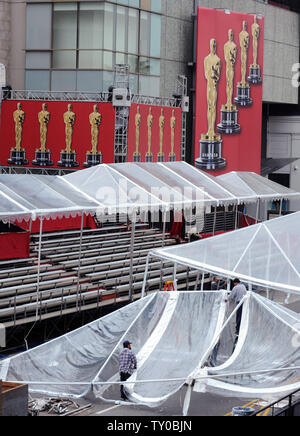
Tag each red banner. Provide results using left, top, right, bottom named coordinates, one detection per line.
left=127, top=103, right=182, bottom=163
left=0, top=100, right=115, bottom=169
left=194, top=8, right=264, bottom=174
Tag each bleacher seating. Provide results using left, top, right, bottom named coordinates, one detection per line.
left=0, top=223, right=199, bottom=328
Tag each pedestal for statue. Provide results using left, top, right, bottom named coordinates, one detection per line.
left=168, top=153, right=176, bottom=162
left=145, top=153, right=153, bottom=163
left=133, top=152, right=141, bottom=163
left=234, top=83, right=252, bottom=107
left=248, top=65, right=262, bottom=85
left=57, top=150, right=79, bottom=168
left=195, top=134, right=226, bottom=171
left=83, top=151, right=102, bottom=167
left=157, top=152, right=165, bottom=163
left=217, top=105, right=241, bottom=135
left=32, top=149, right=53, bottom=166
left=7, top=148, right=28, bottom=165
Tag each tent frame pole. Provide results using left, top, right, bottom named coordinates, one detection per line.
left=173, top=262, right=178, bottom=291
left=213, top=207, right=217, bottom=236
left=36, top=216, right=43, bottom=320
left=76, top=212, right=84, bottom=311
left=255, top=198, right=260, bottom=224
left=141, top=254, right=150, bottom=298
left=129, top=210, right=136, bottom=302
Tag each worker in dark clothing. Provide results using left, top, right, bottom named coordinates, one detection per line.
left=118, top=340, right=137, bottom=401
left=229, top=278, right=247, bottom=335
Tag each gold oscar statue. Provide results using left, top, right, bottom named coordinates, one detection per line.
left=169, top=109, right=177, bottom=162
left=235, top=21, right=252, bottom=106
left=196, top=39, right=226, bottom=171
left=133, top=105, right=141, bottom=162
left=145, top=107, right=153, bottom=162
left=248, top=15, right=262, bottom=84
left=33, top=103, right=53, bottom=166
left=157, top=108, right=165, bottom=162
left=8, top=102, right=28, bottom=165
left=58, top=103, right=79, bottom=167
left=84, top=104, right=103, bottom=167
left=218, top=29, right=241, bottom=134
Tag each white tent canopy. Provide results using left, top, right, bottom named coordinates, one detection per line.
left=0, top=174, right=101, bottom=223
left=0, top=291, right=299, bottom=414
left=149, top=212, right=300, bottom=295
left=0, top=163, right=299, bottom=224
left=217, top=171, right=300, bottom=202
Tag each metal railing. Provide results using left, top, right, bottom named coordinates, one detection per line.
left=250, top=388, right=300, bottom=416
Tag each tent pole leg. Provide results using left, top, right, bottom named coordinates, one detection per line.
left=279, top=198, right=283, bottom=217
left=141, top=254, right=150, bottom=298
left=201, top=272, right=205, bottom=291
left=36, top=216, right=43, bottom=321
left=129, top=212, right=136, bottom=302
left=235, top=205, right=238, bottom=230
left=76, top=212, right=84, bottom=311
left=173, top=263, right=178, bottom=291
left=194, top=271, right=200, bottom=290
left=212, top=207, right=217, bottom=235
left=255, top=199, right=260, bottom=224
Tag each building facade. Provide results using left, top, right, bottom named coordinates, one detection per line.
left=2, top=0, right=300, bottom=190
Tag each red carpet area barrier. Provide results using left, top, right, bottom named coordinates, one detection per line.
left=0, top=223, right=30, bottom=260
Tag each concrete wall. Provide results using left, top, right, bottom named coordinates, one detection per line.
left=0, top=1, right=11, bottom=83
left=268, top=115, right=300, bottom=210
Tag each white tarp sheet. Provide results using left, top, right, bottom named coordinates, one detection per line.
left=0, top=291, right=299, bottom=413
left=150, top=212, right=300, bottom=295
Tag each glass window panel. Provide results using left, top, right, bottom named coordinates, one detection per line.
left=79, top=3, right=104, bottom=49
left=53, top=3, right=77, bottom=50
left=116, top=52, right=126, bottom=65
left=26, top=4, right=52, bottom=50
left=139, top=57, right=150, bottom=74
left=140, top=11, right=150, bottom=56
left=25, top=70, right=50, bottom=91
left=151, top=0, right=161, bottom=12
left=104, top=3, right=114, bottom=51
left=129, top=0, right=140, bottom=7
left=149, top=58, right=160, bottom=75
left=150, top=13, right=161, bottom=57
left=51, top=70, right=77, bottom=92
left=103, top=51, right=113, bottom=70
left=77, top=71, right=103, bottom=92
left=129, top=74, right=138, bottom=93
left=116, top=6, right=126, bottom=52
left=128, top=9, right=138, bottom=54
left=52, top=51, right=77, bottom=69
left=26, top=52, right=51, bottom=69
left=103, top=71, right=114, bottom=92
left=128, top=55, right=139, bottom=73
left=139, top=75, right=160, bottom=97
left=78, top=51, right=103, bottom=69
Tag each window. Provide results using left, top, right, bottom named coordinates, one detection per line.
left=53, top=3, right=77, bottom=50
left=25, top=1, right=161, bottom=95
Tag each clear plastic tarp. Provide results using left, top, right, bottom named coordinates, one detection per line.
left=150, top=212, right=300, bottom=295
left=160, top=161, right=241, bottom=205
left=196, top=292, right=300, bottom=400
left=63, top=164, right=168, bottom=217
left=217, top=171, right=300, bottom=202
left=0, top=291, right=298, bottom=412
left=0, top=174, right=101, bottom=223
